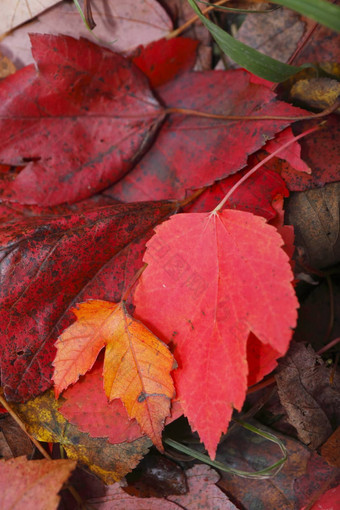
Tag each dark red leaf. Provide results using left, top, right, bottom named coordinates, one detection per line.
left=104, top=69, right=306, bottom=203
left=0, top=34, right=164, bottom=206
left=279, top=117, right=340, bottom=191
left=0, top=200, right=178, bottom=402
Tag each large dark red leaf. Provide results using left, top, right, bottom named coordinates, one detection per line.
left=104, top=69, right=306, bottom=203
left=0, top=34, right=164, bottom=206
left=0, top=200, right=178, bottom=402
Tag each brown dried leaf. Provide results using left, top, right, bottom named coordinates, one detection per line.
left=275, top=342, right=340, bottom=449
left=0, top=414, right=34, bottom=459
left=216, top=7, right=304, bottom=69
left=0, top=0, right=59, bottom=35
left=286, top=182, right=340, bottom=268
left=217, top=418, right=340, bottom=510
left=87, top=465, right=237, bottom=509
left=321, top=427, right=340, bottom=468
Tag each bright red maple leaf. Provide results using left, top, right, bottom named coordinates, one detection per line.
left=134, top=210, right=298, bottom=458
left=0, top=34, right=163, bottom=206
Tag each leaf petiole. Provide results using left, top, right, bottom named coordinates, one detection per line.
left=212, top=123, right=322, bottom=213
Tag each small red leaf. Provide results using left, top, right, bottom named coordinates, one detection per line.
left=132, top=37, right=199, bottom=88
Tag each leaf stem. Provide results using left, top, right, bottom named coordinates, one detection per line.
left=212, top=123, right=322, bottom=213
left=121, top=263, right=148, bottom=302
left=0, top=389, right=51, bottom=460
left=166, top=0, right=231, bottom=39
left=179, top=187, right=207, bottom=208
left=165, top=99, right=340, bottom=122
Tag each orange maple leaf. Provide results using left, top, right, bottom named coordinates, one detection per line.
left=53, top=300, right=176, bottom=450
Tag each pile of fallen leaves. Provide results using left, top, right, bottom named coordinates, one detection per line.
left=0, top=1, right=339, bottom=509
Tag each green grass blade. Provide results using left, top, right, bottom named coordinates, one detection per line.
left=196, top=1, right=281, bottom=13
left=164, top=422, right=287, bottom=479
left=273, top=0, right=340, bottom=33
left=187, top=0, right=304, bottom=82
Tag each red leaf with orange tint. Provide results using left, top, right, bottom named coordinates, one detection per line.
left=53, top=300, right=176, bottom=450
left=134, top=210, right=298, bottom=457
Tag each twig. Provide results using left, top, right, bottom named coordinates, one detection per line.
left=165, top=99, right=340, bottom=122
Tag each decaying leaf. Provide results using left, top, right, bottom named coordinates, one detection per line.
left=275, top=342, right=340, bottom=449
left=290, top=78, right=340, bottom=112
left=0, top=414, right=34, bottom=459
left=0, top=456, right=75, bottom=510
left=216, top=6, right=305, bottom=69
left=321, top=427, right=340, bottom=468
left=286, top=182, right=340, bottom=268
left=53, top=300, right=176, bottom=450
left=217, top=418, right=340, bottom=510
left=134, top=209, right=298, bottom=457
left=0, top=199, right=177, bottom=402
left=0, top=0, right=59, bottom=35
left=12, top=390, right=151, bottom=483
left=87, top=465, right=237, bottom=509
left=0, top=0, right=173, bottom=68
